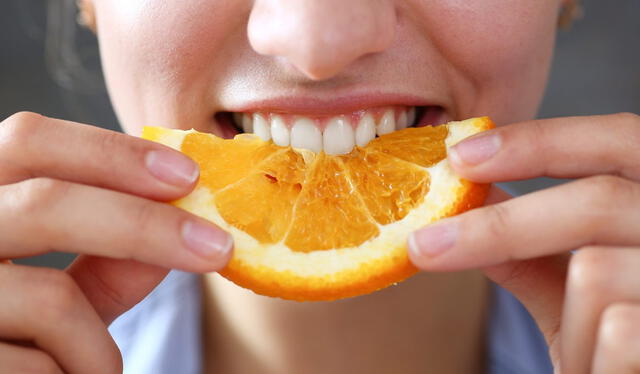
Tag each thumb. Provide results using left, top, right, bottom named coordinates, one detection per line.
left=66, top=255, right=169, bottom=325
left=481, top=186, right=569, bottom=364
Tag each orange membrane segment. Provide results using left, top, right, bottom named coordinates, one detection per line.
left=214, top=149, right=307, bottom=244
left=285, top=154, right=379, bottom=252
left=182, top=125, right=448, bottom=250
left=182, top=133, right=280, bottom=192
left=340, top=149, right=431, bottom=225
left=367, top=125, right=448, bottom=167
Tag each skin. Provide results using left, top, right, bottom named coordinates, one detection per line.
left=0, top=0, right=638, bottom=373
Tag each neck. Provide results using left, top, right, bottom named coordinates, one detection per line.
left=202, top=271, right=489, bottom=374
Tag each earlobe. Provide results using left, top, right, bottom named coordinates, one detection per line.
left=76, top=0, right=96, bottom=33
left=558, top=0, right=583, bottom=29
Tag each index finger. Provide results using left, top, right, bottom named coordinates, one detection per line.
left=447, top=113, right=640, bottom=183
left=0, top=112, right=198, bottom=201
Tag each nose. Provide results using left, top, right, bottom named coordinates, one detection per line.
left=248, top=0, right=397, bottom=80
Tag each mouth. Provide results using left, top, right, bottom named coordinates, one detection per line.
left=216, top=105, right=446, bottom=155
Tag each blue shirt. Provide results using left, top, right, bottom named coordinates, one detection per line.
left=108, top=271, right=553, bottom=374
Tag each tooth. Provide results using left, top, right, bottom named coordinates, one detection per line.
left=377, top=110, right=395, bottom=136
left=271, top=115, right=290, bottom=146
left=253, top=113, right=270, bottom=141
left=233, top=113, right=243, bottom=127
left=397, top=111, right=408, bottom=130
left=355, top=114, right=376, bottom=147
left=407, top=107, right=416, bottom=127
left=242, top=113, right=253, bottom=133
left=290, top=117, right=322, bottom=153
left=323, top=117, right=355, bottom=155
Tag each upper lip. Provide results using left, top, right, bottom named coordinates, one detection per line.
left=223, top=93, right=442, bottom=116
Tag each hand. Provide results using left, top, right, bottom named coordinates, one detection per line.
left=0, top=112, right=232, bottom=374
left=408, top=113, right=640, bottom=373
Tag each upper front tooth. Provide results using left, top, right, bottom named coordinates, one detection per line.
left=377, top=110, right=395, bottom=136
left=271, top=115, right=290, bottom=146
left=355, top=114, right=376, bottom=147
left=291, top=117, right=322, bottom=153
left=397, top=111, right=408, bottom=130
left=242, top=113, right=253, bottom=133
left=253, top=113, right=270, bottom=141
left=323, top=117, right=354, bottom=155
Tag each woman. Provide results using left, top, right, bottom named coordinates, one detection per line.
left=1, top=0, right=639, bottom=373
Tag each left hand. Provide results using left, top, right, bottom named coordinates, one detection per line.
left=408, top=113, right=640, bottom=374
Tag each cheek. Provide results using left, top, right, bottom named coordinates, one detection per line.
left=417, top=1, right=559, bottom=123
left=95, top=0, right=242, bottom=134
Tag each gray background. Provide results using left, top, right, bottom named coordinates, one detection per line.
left=2, top=0, right=639, bottom=269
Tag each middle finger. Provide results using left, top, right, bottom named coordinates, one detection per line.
left=408, top=175, right=640, bottom=271
left=0, top=178, right=232, bottom=272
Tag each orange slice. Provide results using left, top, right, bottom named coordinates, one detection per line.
left=142, top=117, right=493, bottom=301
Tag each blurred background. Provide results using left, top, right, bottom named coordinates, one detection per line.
left=1, top=0, right=639, bottom=269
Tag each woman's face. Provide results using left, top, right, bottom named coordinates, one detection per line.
left=92, top=0, right=561, bottom=145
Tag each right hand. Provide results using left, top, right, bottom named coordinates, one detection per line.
left=0, top=112, right=233, bottom=374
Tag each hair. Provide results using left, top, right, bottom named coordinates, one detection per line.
left=44, top=0, right=102, bottom=94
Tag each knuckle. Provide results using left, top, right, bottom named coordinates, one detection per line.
left=15, top=178, right=71, bottom=217
left=483, top=204, right=511, bottom=245
left=96, top=129, right=128, bottom=158
left=0, top=112, right=43, bottom=148
left=20, top=350, right=61, bottom=374
left=615, top=111, right=640, bottom=124
left=133, top=199, right=158, bottom=236
left=581, top=175, right=636, bottom=216
left=527, top=120, right=553, bottom=158
left=567, top=248, right=613, bottom=296
left=124, top=199, right=163, bottom=254
left=589, top=174, right=629, bottom=197
left=598, top=303, right=639, bottom=350
left=29, top=268, right=82, bottom=323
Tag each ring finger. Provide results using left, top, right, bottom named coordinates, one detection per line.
left=561, top=247, right=640, bottom=374
left=592, top=302, right=640, bottom=374
left=0, top=264, right=122, bottom=374
left=0, top=341, right=64, bottom=374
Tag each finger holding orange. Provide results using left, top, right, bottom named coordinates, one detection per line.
left=408, top=112, right=640, bottom=373
left=0, top=112, right=233, bottom=373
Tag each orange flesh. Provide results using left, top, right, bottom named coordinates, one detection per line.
left=178, top=125, right=448, bottom=252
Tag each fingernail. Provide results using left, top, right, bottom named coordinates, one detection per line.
left=182, top=220, right=233, bottom=260
left=450, top=132, right=501, bottom=165
left=408, top=219, right=458, bottom=258
left=146, top=150, right=199, bottom=187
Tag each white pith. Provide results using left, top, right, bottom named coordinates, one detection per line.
left=233, top=106, right=417, bottom=155
left=150, top=119, right=483, bottom=279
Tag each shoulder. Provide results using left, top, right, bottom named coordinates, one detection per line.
left=108, top=271, right=203, bottom=374
left=486, top=284, right=554, bottom=374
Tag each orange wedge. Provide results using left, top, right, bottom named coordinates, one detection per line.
left=142, top=117, right=493, bottom=301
